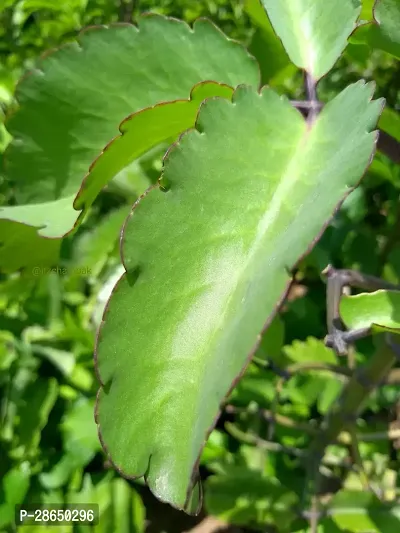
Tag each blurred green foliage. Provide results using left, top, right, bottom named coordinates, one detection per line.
left=0, top=1, right=400, bottom=532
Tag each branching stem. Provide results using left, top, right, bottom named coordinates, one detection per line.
left=304, top=73, right=319, bottom=124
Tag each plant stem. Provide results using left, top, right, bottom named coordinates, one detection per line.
left=119, top=0, right=136, bottom=22
left=225, top=422, right=356, bottom=470
left=252, top=356, right=400, bottom=385
left=307, top=334, right=400, bottom=471
left=225, top=405, right=400, bottom=444
left=323, top=265, right=400, bottom=355
left=304, top=73, right=319, bottom=124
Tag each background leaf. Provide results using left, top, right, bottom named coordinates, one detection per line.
left=340, top=290, right=400, bottom=331
left=2, top=14, right=259, bottom=238
left=244, top=0, right=295, bottom=85
left=351, top=0, right=400, bottom=58
left=205, top=466, right=298, bottom=529
left=260, top=0, right=361, bottom=79
left=75, top=81, right=234, bottom=214
left=329, top=490, right=400, bottom=531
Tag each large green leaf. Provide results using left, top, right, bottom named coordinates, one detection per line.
left=260, top=0, right=361, bottom=79
left=1, top=14, right=259, bottom=243
left=95, top=81, right=382, bottom=511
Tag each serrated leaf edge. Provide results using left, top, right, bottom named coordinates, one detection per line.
left=94, top=81, right=382, bottom=512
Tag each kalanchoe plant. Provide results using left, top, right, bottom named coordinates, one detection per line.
left=1, top=0, right=400, bottom=531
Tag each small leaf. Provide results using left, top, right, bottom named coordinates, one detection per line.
left=74, top=82, right=234, bottom=215
left=131, top=487, right=146, bottom=533
left=67, top=473, right=115, bottom=533
left=14, top=377, right=58, bottom=458
left=111, top=478, right=133, bottom=533
left=40, top=399, right=100, bottom=489
left=3, top=463, right=31, bottom=505
left=283, top=338, right=341, bottom=412
left=329, top=490, right=400, bottom=531
left=244, top=0, right=294, bottom=85
left=378, top=106, right=400, bottom=142
left=95, top=81, right=382, bottom=510
left=0, top=216, right=61, bottom=273
left=0, top=463, right=31, bottom=528
left=361, top=0, right=376, bottom=20
left=200, top=430, right=229, bottom=465
left=62, top=398, right=100, bottom=462
left=260, top=0, right=361, bottom=79
left=71, top=205, right=131, bottom=278
left=205, top=467, right=298, bottom=529
left=374, top=0, right=400, bottom=52
left=351, top=0, right=400, bottom=58
left=284, top=337, right=337, bottom=365
left=340, top=290, right=400, bottom=332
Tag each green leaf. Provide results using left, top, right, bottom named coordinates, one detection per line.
left=40, top=399, right=100, bottom=489
left=74, top=82, right=234, bottom=215
left=0, top=463, right=31, bottom=528
left=13, top=377, right=58, bottom=458
left=329, top=490, right=400, bottom=531
left=62, top=399, right=100, bottom=463
left=244, top=0, right=294, bottom=85
left=254, top=314, right=285, bottom=361
left=0, top=216, right=61, bottom=273
left=378, top=106, right=400, bottom=142
left=111, top=478, right=133, bottom=533
left=245, top=0, right=274, bottom=33
left=67, top=473, right=116, bottom=533
left=205, top=467, right=298, bottom=529
left=283, top=338, right=341, bottom=411
left=131, top=486, right=146, bottom=533
left=374, top=0, right=400, bottom=51
left=3, top=15, right=259, bottom=239
left=292, top=523, right=345, bottom=533
left=351, top=0, right=400, bottom=58
left=29, top=345, right=75, bottom=377
left=72, top=205, right=131, bottom=278
left=284, top=337, right=337, bottom=365
left=361, top=0, right=376, bottom=20
left=95, top=81, right=382, bottom=511
left=248, top=29, right=296, bottom=86
left=260, top=0, right=362, bottom=79
left=0, top=0, right=15, bottom=14
left=340, top=290, right=400, bottom=332
left=3, top=463, right=31, bottom=504
left=229, top=363, right=275, bottom=406
left=111, top=478, right=146, bottom=533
